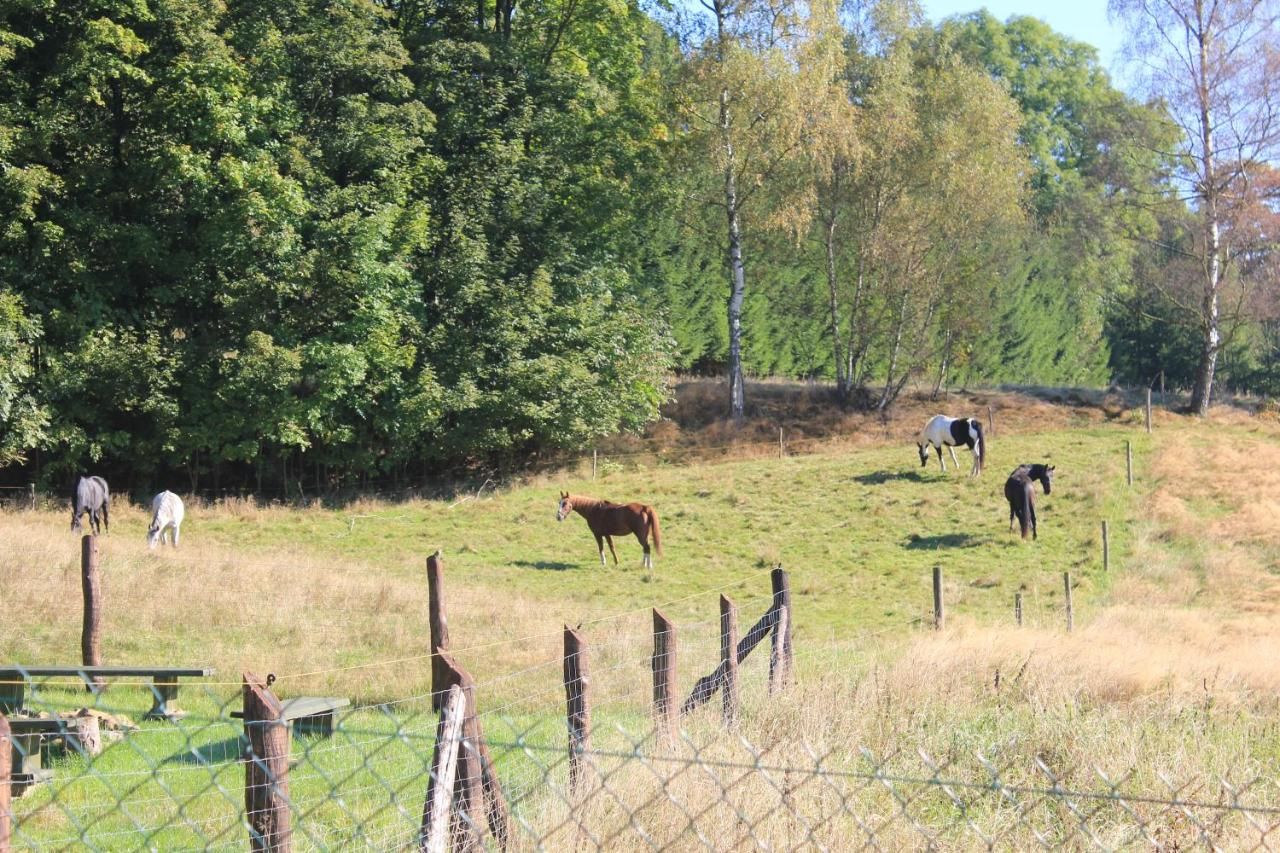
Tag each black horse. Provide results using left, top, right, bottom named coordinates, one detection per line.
left=1004, top=464, right=1054, bottom=540
left=71, top=475, right=110, bottom=535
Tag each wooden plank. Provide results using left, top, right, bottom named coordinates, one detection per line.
left=0, top=714, right=9, bottom=849
left=1, top=667, right=213, bottom=677
left=421, top=685, right=466, bottom=853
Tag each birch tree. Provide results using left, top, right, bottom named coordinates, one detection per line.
left=1111, top=0, right=1280, bottom=413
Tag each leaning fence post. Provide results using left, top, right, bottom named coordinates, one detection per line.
left=1145, top=388, right=1153, bottom=433
left=1102, top=521, right=1110, bottom=572
left=563, top=626, right=591, bottom=795
left=1, top=713, right=11, bottom=852
left=1063, top=573, right=1074, bottom=633
left=1126, top=441, right=1133, bottom=487
left=243, top=671, right=291, bottom=853
left=427, top=551, right=450, bottom=712
left=720, top=596, right=739, bottom=729
left=932, top=566, right=944, bottom=631
left=428, top=653, right=508, bottom=851
left=81, top=535, right=104, bottom=692
left=768, top=567, right=793, bottom=692
left=652, top=609, right=677, bottom=748
left=421, top=684, right=466, bottom=853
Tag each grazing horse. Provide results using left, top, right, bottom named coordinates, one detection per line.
left=70, top=475, right=110, bottom=535
left=1004, top=464, right=1055, bottom=540
left=556, top=491, right=662, bottom=569
left=917, top=415, right=986, bottom=476
left=147, top=490, right=185, bottom=548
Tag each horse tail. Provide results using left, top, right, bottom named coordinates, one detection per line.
left=1014, top=484, right=1034, bottom=539
left=647, top=506, right=662, bottom=555
left=971, top=419, right=986, bottom=473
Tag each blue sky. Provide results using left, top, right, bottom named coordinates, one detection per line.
left=920, top=0, right=1130, bottom=88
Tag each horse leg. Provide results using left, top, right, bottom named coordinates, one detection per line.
left=936, top=446, right=946, bottom=472
left=594, top=533, right=606, bottom=566
left=948, top=445, right=960, bottom=470
left=1030, top=497, right=1038, bottom=540
left=605, top=535, right=619, bottom=565
left=635, top=530, right=651, bottom=569
left=102, top=502, right=108, bottom=533
left=1008, top=501, right=1015, bottom=533
left=171, top=524, right=180, bottom=548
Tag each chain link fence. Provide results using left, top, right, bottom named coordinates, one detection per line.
left=6, top=677, right=1280, bottom=850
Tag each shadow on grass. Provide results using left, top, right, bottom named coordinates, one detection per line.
left=512, top=560, right=579, bottom=571
left=904, top=533, right=982, bottom=550
left=165, top=737, right=244, bottom=766
left=854, top=470, right=927, bottom=485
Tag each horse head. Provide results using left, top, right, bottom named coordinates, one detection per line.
left=1040, top=465, right=1055, bottom=494
left=556, top=491, right=572, bottom=522
left=916, top=443, right=929, bottom=467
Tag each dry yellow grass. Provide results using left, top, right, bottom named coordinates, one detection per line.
left=7, top=399, right=1280, bottom=849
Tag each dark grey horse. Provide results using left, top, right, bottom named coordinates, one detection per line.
left=1004, top=464, right=1054, bottom=540
left=71, top=475, right=110, bottom=535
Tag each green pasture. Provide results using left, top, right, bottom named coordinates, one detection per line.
left=6, top=419, right=1180, bottom=849
left=197, top=424, right=1149, bottom=636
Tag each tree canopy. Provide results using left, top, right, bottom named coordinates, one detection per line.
left=1, top=0, right=1276, bottom=493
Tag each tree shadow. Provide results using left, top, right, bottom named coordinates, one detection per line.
left=512, top=560, right=579, bottom=571
left=904, top=533, right=982, bottom=550
left=164, top=737, right=244, bottom=766
left=854, top=470, right=927, bottom=485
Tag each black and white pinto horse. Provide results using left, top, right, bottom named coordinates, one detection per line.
left=1004, top=463, right=1054, bottom=540
left=70, top=475, right=110, bottom=535
left=916, top=415, right=986, bottom=477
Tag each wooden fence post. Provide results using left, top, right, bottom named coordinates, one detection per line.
left=563, top=627, right=591, bottom=795
left=720, top=596, right=739, bottom=729
left=421, top=684, right=466, bottom=853
left=652, top=609, right=677, bottom=748
left=1145, top=388, right=1153, bottom=433
left=592, top=449, right=597, bottom=481
left=243, top=671, right=291, bottom=853
left=427, top=551, right=450, bottom=712
left=932, top=566, right=944, bottom=631
left=779, top=428, right=784, bottom=459
left=1015, top=592, right=1023, bottom=627
left=987, top=406, right=995, bottom=437
left=769, top=567, right=793, bottom=692
left=27, top=483, right=34, bottom=512
left=1063, top=573, right=1074, bottom=633
left=1160, top=370, right=1166, bottom=405
left=80, top=536, right=104, bottom=692
left=0, top=713, right=10, bottom=853
left=1126, top=441, right=1133, bottom=487
left=427, top=654, right=508, bottom=851
left=1102, top=521, right=1110, bottom=573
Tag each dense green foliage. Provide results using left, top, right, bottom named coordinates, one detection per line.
left=0, top=0, right=1274, bottom=490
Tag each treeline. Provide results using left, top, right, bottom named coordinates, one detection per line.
left=0, top=0, right=1275, bottom=492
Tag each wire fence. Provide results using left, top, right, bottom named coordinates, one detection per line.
left=7, top=663, right=1280, bottom=852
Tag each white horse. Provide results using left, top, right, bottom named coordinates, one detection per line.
left=916, top=415, right=986, bottom=476
left=147, top=491, right=185, bottom=548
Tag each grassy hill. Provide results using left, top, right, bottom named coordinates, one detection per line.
left=4, top=385, right=1280, bottom=848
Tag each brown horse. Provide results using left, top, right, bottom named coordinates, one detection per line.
left=557, top=491, right=662, bottom=569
